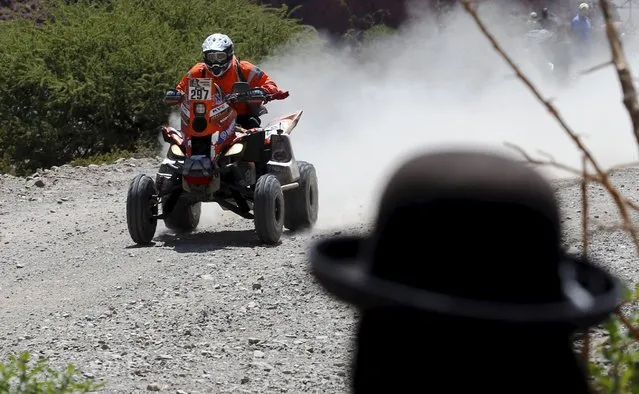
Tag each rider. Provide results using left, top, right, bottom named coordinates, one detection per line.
left=165, top=33, right=284, bottom=130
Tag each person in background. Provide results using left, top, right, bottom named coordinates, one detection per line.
left=528, top=11, right=540, bottom=27
left=570, top=2, right=593, bottom=44
left=539, top=7, right=561, bottom=31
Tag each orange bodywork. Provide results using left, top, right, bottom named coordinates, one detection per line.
left=176, top=57, right=279, bottom=116
left=180, top=77, right=238, bottom=158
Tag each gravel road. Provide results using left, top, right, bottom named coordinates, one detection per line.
left=0, top=157, right=638, bottom=393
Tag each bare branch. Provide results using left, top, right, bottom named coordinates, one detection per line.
left=579, top=60, right=613, bottom=75
left=581, top=155, right=591, bottom=367
left=616, top=309, right=639, bottom=341
left=460, top=0, right=639, bottom=256
left=598, top=0, right=639, bottom=150
left=582, top=155, right=590, bottom=257
left=505, top=143, right=601, bottom=181
left=625, top=199, right=639, bottom=212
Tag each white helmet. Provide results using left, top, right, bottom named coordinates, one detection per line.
left=578, top=2, right=590, bottom=15
left=202, top=33, right=234, bottom=77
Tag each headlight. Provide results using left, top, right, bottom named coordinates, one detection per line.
left=194, top=103, right=206, bottom=115
left=225, top=143, right=244, bottom=156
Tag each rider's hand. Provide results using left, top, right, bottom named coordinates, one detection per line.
left=164, top=89, right=184, bottom=105
left=272, top=90, right=289, bottom=100
left=159, top=126, right=173, bottom=143
left=248, top=88, right=267, bottom=98
left=226, top=93, right=239, bottom=104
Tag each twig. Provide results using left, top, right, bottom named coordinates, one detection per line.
left=505, top=143, right=603, bottom=182
left=616, top=308, right=639, bottom=341
left=504, top=143, right=596, bottom=179
left=625, top=198, right=639, bottom=212
left=579, top=60, right=613, bottom=75
left=598, top=0, right=639, bottom=151
left=460, top=0, right=639, bottom=256
left=507, top=145, right=639, bottom=214
left=507, top=144, right=639, bottom=215
left=581, top=154, right=591, bottom=367
left=582, top=155, right=590, bottom=258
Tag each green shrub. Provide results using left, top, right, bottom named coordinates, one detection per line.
left=68, top=142, right=156, bottom=167
left=0, top=0, right=303, bottom=175
left=0, top=351, right=105, bottom=393
left=586, top=283, right=639, bottom=393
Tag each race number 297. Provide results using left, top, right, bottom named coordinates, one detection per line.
left=188, top=78, right=212, bottom=100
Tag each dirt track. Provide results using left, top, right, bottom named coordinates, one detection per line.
left=0, top=158, right=638, bottom=393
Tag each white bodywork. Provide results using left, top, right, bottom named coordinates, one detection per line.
left=262, top=110, right=303, bottom=136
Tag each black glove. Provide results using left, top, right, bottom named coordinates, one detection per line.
left=248, top=88, right=267, bottom=99
left=164, top=89, right=183, bottom=103
left=225, top=93, right=239, bottom=104
left=226, top=88, right=266, bottom=104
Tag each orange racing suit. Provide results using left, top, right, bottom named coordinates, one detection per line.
left=175, top=57, right=279, bottom=121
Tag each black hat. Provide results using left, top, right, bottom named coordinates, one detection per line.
left=310, top=150, right=622, bottom=328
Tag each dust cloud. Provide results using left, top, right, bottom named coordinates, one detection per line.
left=260, top=1, right=639, bottom=230
left=159, top=2, right=639, bottom=231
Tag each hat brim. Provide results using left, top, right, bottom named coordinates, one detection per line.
left=309, top=235, right=623, bottom=328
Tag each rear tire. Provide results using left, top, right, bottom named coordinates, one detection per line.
left=253, top=174, right=284, bottom=245
left=126, top=174, right=158, bottom=245
left=284, top=161, right=318, bottom=231
left=163, top=199, right=201, bottom=232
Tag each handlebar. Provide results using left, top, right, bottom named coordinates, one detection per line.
left=164, top=87, right=289, bottom=106
left=224, top=89, right=289, bottom=104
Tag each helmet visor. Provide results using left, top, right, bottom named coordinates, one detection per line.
left=205, top=51, right=228, bottom=64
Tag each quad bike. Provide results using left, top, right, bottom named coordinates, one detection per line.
left=126, top=80, right=319, bottom=245
left=524, top=28, right=572, bottom=85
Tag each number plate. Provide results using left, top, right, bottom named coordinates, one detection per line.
left=188, top=78, right=212, bottom=101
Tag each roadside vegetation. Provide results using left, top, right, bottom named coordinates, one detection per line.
left=0, top=0, right=304, bottom=175
left=0, top=351, right=105, bottom=393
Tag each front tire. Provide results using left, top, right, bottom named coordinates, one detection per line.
left=284, top=161, right=318, bottom=231
left=126, top=174, right=158, bottom=245
left=253, top=174, right=284, bottom=245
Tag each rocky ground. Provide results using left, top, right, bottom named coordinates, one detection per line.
left=0, top=0, right=46, bottom=22
left=0, top=158, right=638, bottom=393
